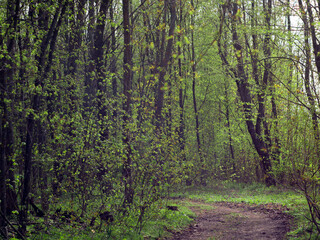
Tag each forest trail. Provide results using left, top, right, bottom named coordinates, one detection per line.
left=167, top=200, right=292, bottom=240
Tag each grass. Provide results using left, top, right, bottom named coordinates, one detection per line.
left=174, top=181, right=306, bottom=206
left=28, top=200, right=195, bottom=240
left=18, top=181, right=317, bottom=239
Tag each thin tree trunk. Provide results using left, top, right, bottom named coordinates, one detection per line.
left=191, top=27, right=202, bottom=161
left=190, top=0, right=205, bottom=185
left=262, top=0, right=281, bottom=165
left=178, top=0, right=186, bottom=161
left=111, top=3, right=117, bottom=98
left=286, top=0, right=295, bottom=172
left=225, top=83, right=235, bottom=173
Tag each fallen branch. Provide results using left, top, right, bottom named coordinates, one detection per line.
left=0, top=210, right=26, bottom=240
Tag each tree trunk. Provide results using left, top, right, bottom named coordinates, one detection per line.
left=95, top=0, right=111, bottom=140
left=0, top=64, right=8, bottom=238
left=154, top=0, right=176, bottom=131
left=122, top=0, right=134, bottom=210
left=84, top=0, right=97, bottom=110
left=19, top=3, right=67, bottom=234
left=0, top=1, right=19, bottom=237
left=178, top=0, right=186, bottom=161
left=302, top=0, right=320, bottom=161
left=110, top=3, right=117, bottom=98
left=218, top=1, right=276, bottom=186
left=190, top=0, right=205, bottom=185
left=225, top=83, right=235, bottom=173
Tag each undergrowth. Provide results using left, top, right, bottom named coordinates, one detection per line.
left=27, top=199, right=195, bottom=240
left=15, top=181, right=316, bottom=239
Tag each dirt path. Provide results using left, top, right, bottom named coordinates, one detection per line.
left=168, top=200, right=292, bottom=240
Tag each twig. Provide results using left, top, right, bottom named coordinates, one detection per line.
left=0, top=210, right=26, bottom=240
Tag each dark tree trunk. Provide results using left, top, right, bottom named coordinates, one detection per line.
left=110, top=1, right=118, bottom=135
left=306, top=0, right=320, bottom=77
left=84, top=0, right=97, bottom=110
left=66, top=0, right=86, bottom=106
left=19, top=3, right=67, bottom=235
left=154, top=0, right=176, bottom=131
left=122, top=0, right=134, bottom=210
left=0, top=114, right=6, bottom=239
left=302, top=0, right=320, bottom=160
left=83, top=0, right=111, bottom=140
left=95, top=0, right=111, bottom=140
left=1, top=1, right=20, bottom=237
left=0, top=66, right=8, bottom=239
left=218, top=1, right=276, bottom=186
left=110, top=3, right=117, bottom=98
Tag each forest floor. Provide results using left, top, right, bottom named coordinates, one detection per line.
left=167, top=199, right=292, bottom=240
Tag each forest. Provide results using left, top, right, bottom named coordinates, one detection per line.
left=1, top=0, right=320, bottom=239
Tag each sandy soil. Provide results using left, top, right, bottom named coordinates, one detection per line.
left=167, top=200, right=292, bottom=240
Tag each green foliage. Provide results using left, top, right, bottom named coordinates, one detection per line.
left=2, top=0, right=320, bottom=238
left=30, top=199, right=194, bottom=240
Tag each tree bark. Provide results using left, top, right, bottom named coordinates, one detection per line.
left=155, top=0, right=176, bottom=131
left=178, top=0, right=186, bottom=161
left=19, top=2, right=67, bottom=235
left=122, top=0, right=134, bottom=210
left=1, top=1, right=20, bottom=237
left=298, top=0, right=320, bottom=162
left=84, top=0, right=97, bottom=109
left=95, top=0, right=111, bottom=140
left=190, top=0, right=205, bottom=185
left=0, top=66, right=8, bottom=240
left=225, top=83, right=235, bottom=173
left=218, top=1, right=276, bottom=186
